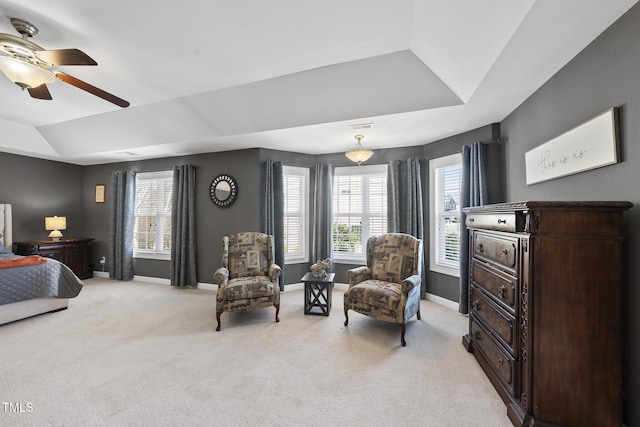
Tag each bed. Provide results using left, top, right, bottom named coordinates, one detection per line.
left=0, top=204, right=84, bottom=325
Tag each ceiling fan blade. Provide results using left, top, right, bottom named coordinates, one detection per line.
left=35, top=49, right=97, bottom=66
left=55, top=72, right=129, bottom=108
left=28, top=84, right=52, bottom=100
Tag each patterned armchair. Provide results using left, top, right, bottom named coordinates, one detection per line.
left=343, top=233, right=423, bottom=346
left=214, top=232, right=281, bottom=331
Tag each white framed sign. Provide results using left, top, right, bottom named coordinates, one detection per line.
left=525, top=108, right=619, bottom=185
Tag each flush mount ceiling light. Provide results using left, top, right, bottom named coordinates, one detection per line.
left=345, top=134, right=374, bottom=165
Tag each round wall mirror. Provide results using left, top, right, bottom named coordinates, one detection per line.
left=210, top=174, right=238, bottom=208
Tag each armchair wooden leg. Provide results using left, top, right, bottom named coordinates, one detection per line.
left=400, top=323, right=406, bottom=347
left=417, top=309, right=421, bottom=320
left=216, top=310, right=222, bottom=331
left=344, top=308, right=349, bottom=326
left=275, top=304, right=280, bottom=323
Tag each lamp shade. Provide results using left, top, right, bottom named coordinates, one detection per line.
left=0, top=56, right=55, bottom=88
left=45, top=216, right=67, bottom=239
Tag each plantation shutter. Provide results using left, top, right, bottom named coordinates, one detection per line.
left=134, top=172, right=173, bottom=254
left=435, top=163, right=462, bottom=269
left=283, top=173, right=302, bottom=257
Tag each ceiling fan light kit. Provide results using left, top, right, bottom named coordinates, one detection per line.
left=0, top=55, right=55, bottom=88
left=345, top=134, right=374, bottom=165
left=0, top=18, right=129, bottom=107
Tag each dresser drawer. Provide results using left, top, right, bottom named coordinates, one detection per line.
left=472, top=231, right=518, bottom=273
left=466, top=212, right=517, bottom=232
left=471, top=319, right=517, bottom=398
left=471, top=259, right=517, bottom=314
left=470, top=285, right=516, bottom=354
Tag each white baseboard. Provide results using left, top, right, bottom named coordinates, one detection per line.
left=197, top=282, right=217, bottom=291
left=425, top=292, right=459, bottom=311
left=93, top=272, right=346, bottom=293
left=133, top=275, right=218, bottom=291
left=133, top=275, right=171, bottom=285
left=92, top=274, right=458, bottom=313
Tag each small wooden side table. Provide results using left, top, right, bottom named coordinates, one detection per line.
left=301, top=272, right=335, bottom=316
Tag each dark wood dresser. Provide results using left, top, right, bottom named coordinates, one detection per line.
left=461, top=201, right=631, bottom=427
left=13, top=238, right=94, bottom=280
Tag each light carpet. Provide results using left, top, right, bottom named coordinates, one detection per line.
left=1, top=278, right=511, bottom=427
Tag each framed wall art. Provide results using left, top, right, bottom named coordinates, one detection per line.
left=525, top=108, right=619, bottom=185
left=95, top=184, right=106, bottom=204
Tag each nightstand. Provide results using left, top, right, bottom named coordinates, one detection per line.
left=12, top=238, right=94, bottom=279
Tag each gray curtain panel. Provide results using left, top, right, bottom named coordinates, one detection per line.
left=459, top=142, right=488, bottom=314
left=312, top=163, right=334, bottom=264
left=171, top=164, right=197, bottom=287
left=388, top=158, right=424, bottom=238
left=108, top=170, right=136, bottom=280
left=388, top=158, right=425, bottom=294
left=262, top=160, right=285, bottom=291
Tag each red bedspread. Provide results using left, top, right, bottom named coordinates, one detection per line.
left=0, top=255, right=47, bottom=269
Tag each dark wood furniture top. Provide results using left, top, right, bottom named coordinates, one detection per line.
left=301, top=272, right=335, bottom=316
left=462, top=201, right=631, bottom=427
left=13, top=238, right=94, bottom=280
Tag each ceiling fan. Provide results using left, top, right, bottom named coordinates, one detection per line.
left=0, top=18, right=129, bottom=108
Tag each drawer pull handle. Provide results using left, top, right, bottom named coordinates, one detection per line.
left=501, top=248, right=508, bottom=254
left=498, top=357, right=504, bottom=365
left=498, top=285, right=506, bottom=299
left=497, top=218, right=507, bottom=224
left=477, top=243, right=484, bottom=253
left=469, top=217, right=475, bottom=222
left=474, top=331, right=481, bottom=341
left=472, top=300, right=480, bottom=311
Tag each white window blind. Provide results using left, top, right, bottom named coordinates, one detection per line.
left=283, top=166, right=309, bottom=263
left=429, top=154, right=462, bottom=276
left=134, top=171, right=173, bottom=259
left=332, top=165, right=387, bottom=262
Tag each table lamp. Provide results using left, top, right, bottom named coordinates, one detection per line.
left=45, top=216, right=67, bottom=241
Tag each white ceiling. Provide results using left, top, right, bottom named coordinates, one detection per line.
left=0, top=0, right=637, bottom=165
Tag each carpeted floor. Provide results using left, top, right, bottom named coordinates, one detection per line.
left=1, top=278, right=512, bottom=426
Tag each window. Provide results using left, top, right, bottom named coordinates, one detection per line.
left=332, top=164, right=387, bottom=262
left=283, top=166, right=309, bottom=263
left=133, top=171, right=173, bottom=260
left=429, top=153, right=462, bottom=276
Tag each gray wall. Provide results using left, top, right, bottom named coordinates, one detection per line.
left=501, top=4, right=640, bottom=425
left=82, top=150, right=263, bottom=282
left=1, top=128, right=500, bottom=293
left=0, top=152, right=84, bottom=242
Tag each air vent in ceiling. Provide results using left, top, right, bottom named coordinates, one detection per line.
left=348, top=123, right=374, bottom=130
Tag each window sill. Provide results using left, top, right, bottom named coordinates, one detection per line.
left=134, top=252, right=170, bottom=261
left=334, top=256, right=365, bottom=265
